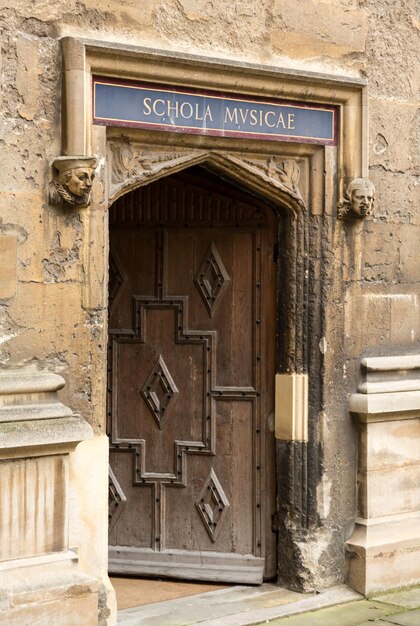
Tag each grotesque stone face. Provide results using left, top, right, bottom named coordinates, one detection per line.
left=65, top=167, right=95, bottom=198
left=350, top=184, right=374, bottom=217
left=49, top=158, right=97, bottom=208
left=338, top=177, right=375, bottom=219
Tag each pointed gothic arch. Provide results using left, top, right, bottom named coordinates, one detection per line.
left=106, top=141, right=311, bottom=374
left=104, top=144, right=323, bottom=581
left=108, top=144, right=306, bottom=217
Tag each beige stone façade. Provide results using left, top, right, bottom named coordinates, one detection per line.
left=0, top=1, right=419, bottom=625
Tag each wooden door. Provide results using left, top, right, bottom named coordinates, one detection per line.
left=107, top=167, right=277, bottom=583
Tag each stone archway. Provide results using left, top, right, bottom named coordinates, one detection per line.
left=104, top=141, right=320, bottom=586
left=106, top=140, right=312, bottom=377
left=108, top=143, right=306, bottom=212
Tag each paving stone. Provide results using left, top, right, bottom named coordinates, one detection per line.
left=384, top=609, right=420, bottom=626
left=357, top=621, right=407, bottom=626
left=118, top=584, right=305, bottom=626
left=372, top=587, right=420, bottom=610
left=117, top=584, right=360, bottom=626
left=267, top=600, right=401, bottom=626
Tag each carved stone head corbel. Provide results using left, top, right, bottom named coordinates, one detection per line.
left=338, top=177, right=375, bottom=219
left=49, top=156, right=97, bottom=208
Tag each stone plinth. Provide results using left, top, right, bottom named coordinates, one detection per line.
left=346, top=354, right=420, bottom=595
left=0, top=369, right=98, bottom=625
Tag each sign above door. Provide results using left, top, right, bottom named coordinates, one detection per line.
left=92, top=76, right=337, bottom=145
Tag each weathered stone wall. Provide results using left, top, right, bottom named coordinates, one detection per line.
left=329, top=0, right=419, bottom=591
left=0, top=0, right=418, bottom=610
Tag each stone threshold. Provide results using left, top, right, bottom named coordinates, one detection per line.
left=117, top=583, right=360, bottom=625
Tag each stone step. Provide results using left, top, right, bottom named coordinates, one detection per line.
left=117, top=584, right=360, bottom=626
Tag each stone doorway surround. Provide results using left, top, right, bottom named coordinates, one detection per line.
left=53, top=36, right=369, bottom=621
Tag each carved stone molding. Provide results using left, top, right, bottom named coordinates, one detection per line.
left=338, top=177, right=375, bottom=219
left=109, top=139, right=202, bottom=198
left=108, top=138, right=306, bottom=212
left=242, top=156, right=303, bottom=200
left=110, top=140, right=154, bottom=183
left=349, top=354, right=420, bottom=418
left=0, top=368, right=93, bottom=448
left=49, top=156, right=97, bottom=209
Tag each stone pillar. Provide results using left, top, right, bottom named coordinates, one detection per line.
left=0, top=369, right=99, bottom=625
left=346, top=355, right=420, bottom=595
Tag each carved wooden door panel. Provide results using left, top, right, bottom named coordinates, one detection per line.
left=108, top=167, right=276, bottom=583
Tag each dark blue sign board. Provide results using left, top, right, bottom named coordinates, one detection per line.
left=93, top=77, right=337, bottom=145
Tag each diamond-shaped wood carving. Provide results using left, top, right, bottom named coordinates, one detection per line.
left=196, top=468, right=230, bottom=542
left=141, top=355, right=179, bottom=429
left=109, top=250, right=126, bottom=305
left=195, top=242, right=230, bottom=316
left=108, top=465, right=127, bottom=532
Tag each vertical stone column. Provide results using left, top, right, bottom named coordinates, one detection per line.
left=0, top=369, right=99, bottom=625
left=346, top=355, right=420, bottom=595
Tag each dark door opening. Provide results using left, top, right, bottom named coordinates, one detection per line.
left=107, top=166, right=277, bottom=584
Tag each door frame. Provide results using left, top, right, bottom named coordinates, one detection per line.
left=107, top=169, right=280, bottom=582
left=103, top=145, right=318, bottom=584
left=58, top=36, right=368, bottom=589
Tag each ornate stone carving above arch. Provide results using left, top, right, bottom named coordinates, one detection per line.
left=108, top=138, right=305, bottom=214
